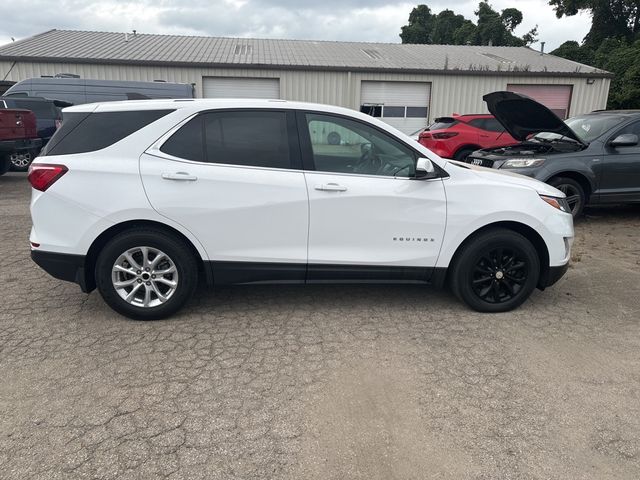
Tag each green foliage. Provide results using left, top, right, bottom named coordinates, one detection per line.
left=549, top=0, right=640, bottom=47
left=550, top=2, right=640, bottom=108
left=400, top=2, right=537, bottom=46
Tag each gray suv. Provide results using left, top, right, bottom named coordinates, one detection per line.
left=465, top=91, right=640, bottom=217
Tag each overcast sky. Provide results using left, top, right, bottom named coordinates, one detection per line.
left=0, top=0, right=591, bottom=51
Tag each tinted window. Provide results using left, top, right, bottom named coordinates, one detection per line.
left=429, top=118, right=458, bottom=130
left=12, top=100, right=57, bottom=118
left=161, top=111, right=291, bottom=169
left=160, top=116, right=205, bottom=162
left=612, top=120, right=640, bottom=137
left=43, top=110, right=173, bottom=156
left=204, top=111, right=290, bottom=168
left=468, top=119, right=487, bottom=130
left=305, top=113, right=416, bottom=177
left=483, top=118, right=505, bottom=132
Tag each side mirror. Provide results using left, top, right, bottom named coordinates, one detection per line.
left=610, top=133, right=638, bottom=148
left=415, top=157, right=438, bottom=179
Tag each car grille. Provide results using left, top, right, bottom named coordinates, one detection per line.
left=465, top=157, right=494, bottom=168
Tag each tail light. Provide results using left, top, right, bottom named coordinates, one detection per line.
left=28, top=164, right=68, bottom=191
left=431, top=132, right=459, bottom=140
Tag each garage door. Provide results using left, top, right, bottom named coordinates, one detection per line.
left=203, top=77, right=280, bottom=99
left=507, top=84, right=572, bottom=119
left=360, top=81, right=431, bottom=134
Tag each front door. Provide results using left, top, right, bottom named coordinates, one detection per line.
left=298, top=111, right=447, bottom=282
left=141, top=109, right=309, bottom=283
left=601, top=120, right=640, bottom=202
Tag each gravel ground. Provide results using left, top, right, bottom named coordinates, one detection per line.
left=1, top=172, right=639, bottom=479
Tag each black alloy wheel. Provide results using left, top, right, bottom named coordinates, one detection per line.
left=450, top=228, right=540, bottom=312
left=471, top=247, right=528, bottom=303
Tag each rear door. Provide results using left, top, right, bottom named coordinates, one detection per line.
left=140, top=109, right=309, bottom=282
left=298, top=111, right=447, bottom=282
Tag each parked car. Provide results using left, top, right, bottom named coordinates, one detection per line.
left=5, top=77, right=195, bottom=105
left=465, top=91, right=640, bottom=218
left=0, top=96, right=63, bottom=171
left=29, top=99, right=573, bottom=320
left=0, top=108, right=41, bottom=175
left=418, top=114, right=518, bottom=160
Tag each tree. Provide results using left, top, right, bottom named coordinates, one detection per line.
left=400, top=3, right=537, bottom=46
left=400, top=5, right=435, bottom=44
left=548, top=0, right=640, bottom=47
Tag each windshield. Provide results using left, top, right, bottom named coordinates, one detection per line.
left=564, top=115, right=628, bottom=143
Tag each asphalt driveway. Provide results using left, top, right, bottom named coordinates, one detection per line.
left=1, top=172, right=639, bottom=479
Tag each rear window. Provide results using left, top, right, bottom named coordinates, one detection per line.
left=11, top=100, right=58, bottom=118
left=161, top=110, right=291, bottom=169
left=43, top=110, right=173, bottom=156
left=429, top=117, right=458, bottom=130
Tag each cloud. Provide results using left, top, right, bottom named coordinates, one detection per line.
left=0, top=0, right=592, bottom=52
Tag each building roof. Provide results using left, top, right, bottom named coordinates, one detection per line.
left=0, top=29, right=611, bottom=77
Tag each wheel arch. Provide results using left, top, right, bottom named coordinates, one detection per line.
left=444, top=220, right=550, bottom=290
left=83, top=219, right=210, bottom=293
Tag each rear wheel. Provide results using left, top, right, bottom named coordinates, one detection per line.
left=450, top=228, right=540, bottom=312
left=9, top=150, right=34, bottom=172
left=548, top=177, right=586, bottom=218
left=95, top=229, right=198, bottom=320
left=453, top=148, right=475, bottom=161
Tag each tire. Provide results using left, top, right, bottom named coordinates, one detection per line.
left=449, top=228, right=540, bottom=313
left=9, top=150, right=34, bottom=172
left=95, top=228, right=199, bottom=320
left=0, top=155, right=10, bottom=176
left=453, top=148, right=475, bottom=161
left=548, top=177, right=586, bottom=218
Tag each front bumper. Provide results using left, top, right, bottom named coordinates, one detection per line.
left=31, top=250, right=93, bottom=293
left=538, top=263, right=569, bottom=289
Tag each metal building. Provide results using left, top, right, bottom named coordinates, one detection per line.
left=0, top=30, right=612, bottom=134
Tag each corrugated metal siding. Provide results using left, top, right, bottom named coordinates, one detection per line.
left=0, top=61, right=610, bottom=121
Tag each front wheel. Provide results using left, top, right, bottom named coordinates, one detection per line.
left=548, top=177, right=585, bottom=218
left=449, top=228, right=540, bottom=312
left=95, top=229, right=198, bottom=320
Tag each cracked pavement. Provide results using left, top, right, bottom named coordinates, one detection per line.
left=1, top=172, right=639, bottom=479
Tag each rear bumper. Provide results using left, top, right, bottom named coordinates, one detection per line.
left=538, top=262, right=569, bottom=289
left=0, top=138, right=42, bottom=153
left=31, top=250, right=93, bottom=293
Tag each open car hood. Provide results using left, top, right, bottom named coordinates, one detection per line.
left=483, top=91, right=586, bottom=146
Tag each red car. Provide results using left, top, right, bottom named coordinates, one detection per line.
left=417, top=114, right=517, bottom=160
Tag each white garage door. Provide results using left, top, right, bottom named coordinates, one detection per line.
left=507, top=84, right=572, bottom=119
left=360, top=81, right=431, bottom=134
left=203, top=77, right=280, bottom=99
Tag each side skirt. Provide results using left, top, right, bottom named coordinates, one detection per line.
left=206, top=261, right=447, bottom=287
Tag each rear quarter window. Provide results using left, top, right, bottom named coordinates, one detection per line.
left=43, top=110, right=174, bottom=156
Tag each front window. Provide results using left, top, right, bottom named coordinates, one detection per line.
left=304, top=113, right=416, bottom=177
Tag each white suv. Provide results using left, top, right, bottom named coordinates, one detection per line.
left=28, top=99, right=573, bottom=320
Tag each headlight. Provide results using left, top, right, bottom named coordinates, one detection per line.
left=540, top=195, right=571, bottom=213
left=502, top=158, right=546, bottom=168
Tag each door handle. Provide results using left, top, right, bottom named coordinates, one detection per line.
left=315, top=183, right=347, bottom=192
left=161, top=172, right=198, bottom=181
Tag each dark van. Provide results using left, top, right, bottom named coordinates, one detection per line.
left=4, top=77, right=195, bottom=105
